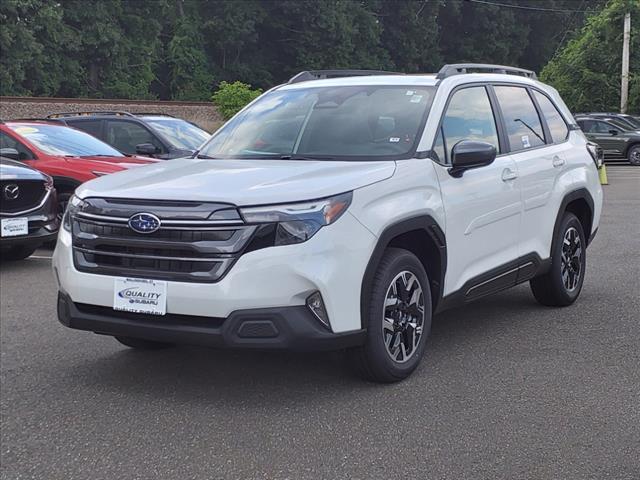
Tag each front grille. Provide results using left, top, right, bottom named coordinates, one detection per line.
left=0, top=180, right=47, bottom=214
left=71, top=198, right=257, bottom=283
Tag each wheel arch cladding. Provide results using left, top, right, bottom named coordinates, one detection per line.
left=625, top=141, right=640, bottom=157
left=552, top=189, right=595, bottom=254
left=360, top=216, right=447, bottom=327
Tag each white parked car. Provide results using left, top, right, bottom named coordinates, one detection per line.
left=53, top=64, right=603, bottom=382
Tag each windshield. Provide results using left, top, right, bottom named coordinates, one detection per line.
left=607, top=118, right=635, bottom=130
left=198, top=85, right=436, bottom=160
left=144, top=118, right=210, bottom=150
left=623, top=116, right=640, bottom=129
left=9, top=124, right=123, bottom=157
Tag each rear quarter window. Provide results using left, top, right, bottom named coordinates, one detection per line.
left=533, top=91, right=569, bottom=143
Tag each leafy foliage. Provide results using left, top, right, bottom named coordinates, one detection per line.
left=541, top=0, right=639, bottom=112
left=0, top=0, right=611, bottom=103
left=211, top=81, right=262, bottom=119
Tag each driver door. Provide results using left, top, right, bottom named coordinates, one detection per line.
left=432, top=85, right=522, bottom=297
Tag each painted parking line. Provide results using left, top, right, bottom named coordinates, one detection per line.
left=29, top=255, right=53, bottom=260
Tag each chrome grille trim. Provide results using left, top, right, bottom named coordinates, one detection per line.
left=71, top=200, right=253, bottom=283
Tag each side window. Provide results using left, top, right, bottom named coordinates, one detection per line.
left=594, top=121, right=617, bottom=134
left=0, top=131, right=35, bottom=160
left=494, top=86, right=545, bottom=152
left=441, top=86, right=500, bottom=162
left=533, top=91, right=569, bottom=143
left=105, top=121, right=164, bottom=154
left=68, top=120, right=103, bottom=139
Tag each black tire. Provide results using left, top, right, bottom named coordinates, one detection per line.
left=530, top=212, right=586, bottom=306
left=349, top=248, right=432, bottom=383
left=1, top=245, right=37, bottom=261
left=114, top=336, right=174, bottom=350
left=628, top=145, right=640, bottom=166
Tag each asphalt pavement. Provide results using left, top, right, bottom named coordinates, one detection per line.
left=1, top=166, right=639, bottom=480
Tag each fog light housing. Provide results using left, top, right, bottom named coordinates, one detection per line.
left=306, top=291, right=331, bottom=330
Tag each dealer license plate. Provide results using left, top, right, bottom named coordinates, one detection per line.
left=1, top=217, right=28, bottom=237
left=113, top=277, right=167, bottom=315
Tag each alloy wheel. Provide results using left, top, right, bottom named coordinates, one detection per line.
left=382, top=271, right=425, bottom=363
left=561, top=226, right=582, bottom=292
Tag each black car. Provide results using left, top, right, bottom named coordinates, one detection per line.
left=46, top=111, right=210, bottom=159
left=576, top=112, right=640, bottom=130
left=0, top=157, right=59, bottom=260
left=575, top=116, right=640, bottom=166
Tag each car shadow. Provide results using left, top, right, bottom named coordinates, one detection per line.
left=62, top=284, right=547, bottom=405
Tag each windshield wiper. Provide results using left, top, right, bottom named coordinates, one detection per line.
left=280, top=154, right=335, bottom=161
left=195, top=154, right=222, bottom=159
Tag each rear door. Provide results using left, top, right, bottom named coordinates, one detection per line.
left=432, top=85, right=522, bottom=297
left=492, top=85, right=568, bottom=260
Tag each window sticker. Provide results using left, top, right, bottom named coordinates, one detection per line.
left=521, top=135, right=531, bottom=148
left=405, top=90, right=415, bottom=96
left=410, top=95, right=423, bottom=103
left=389, top=137, right=400, bottom=143
left=13, top=126, right=39, bottom=135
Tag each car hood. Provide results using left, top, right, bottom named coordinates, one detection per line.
left=76, top=158, right=396, bottom=205
left=63, top=155, right=157, bottom=172
left=0, top=158, right=45, bottom=180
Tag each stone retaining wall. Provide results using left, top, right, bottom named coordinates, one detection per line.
left=0, top=96, right=223, bottom=133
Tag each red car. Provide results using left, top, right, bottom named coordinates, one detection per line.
left=0, top=121, right=156, bottom=217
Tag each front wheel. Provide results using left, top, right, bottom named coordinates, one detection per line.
left=628, top=145, right=640, bottom=166
left=530, top=212, right=586, bottom=306
left=349, top=248, right=432, bottom=383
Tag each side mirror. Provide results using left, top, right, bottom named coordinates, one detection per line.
left=135, top=143, right=158, bottom=156
left=0, top=148, right=20, bottom=161
left=608, top=129, right=619, bottom=136
left=449, top=140, right=497, bottom=177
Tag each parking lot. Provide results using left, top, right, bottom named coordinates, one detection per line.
left=0, top=166, right=638, bottom=480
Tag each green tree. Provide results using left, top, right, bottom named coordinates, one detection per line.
left=541, top=0, right=639, bottom=112
left=211, top=81, right=262, bottom=119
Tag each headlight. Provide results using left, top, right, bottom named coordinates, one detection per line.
left=62, top=194, right=87, bottom=231
left=240, top=192, right=352, bottom=246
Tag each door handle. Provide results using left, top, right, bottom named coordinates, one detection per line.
left=502, top=168, right=518, bottom=182
left=552, top=155, right=565, bottom=168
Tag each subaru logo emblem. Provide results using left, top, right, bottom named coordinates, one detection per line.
left=3, top=184, right=19, bottom=200
left=128, top=212, right=161, bottom=234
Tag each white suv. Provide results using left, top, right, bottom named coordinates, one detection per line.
left=53, top=64, right=603, bottom=382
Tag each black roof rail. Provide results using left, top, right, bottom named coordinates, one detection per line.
left=130, top=112, right=175, bottom=118
left=288, top=69, right=403, bottom=84
left=46, top=111, right=136, bottom=119
left=436, top=63, right=537, bottom=80
left=10, top=117, right=64, bottom=123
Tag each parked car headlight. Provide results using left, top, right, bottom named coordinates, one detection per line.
left=62, top=194, right=87, bottom=231
left=240, top=192, right=352, bottom=245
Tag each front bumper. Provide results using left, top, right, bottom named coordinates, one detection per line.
left=57, top=292, right=365, bottom=351
left=53, top=211, right=377, bottom=334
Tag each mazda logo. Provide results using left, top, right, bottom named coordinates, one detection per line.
left=128, top=212, right=161, bottom=234
left=3, top=184, right=20, bottom=200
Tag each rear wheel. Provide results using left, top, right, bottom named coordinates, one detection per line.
left=114, top=336, right=174, bottom=350
left=530, top=212, right=586, bottom=306
left=1, top=245, right=37, bottom=261
left=350, top=248, right=432, bottom=383
left=628, top=145, right=640, bottom=166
